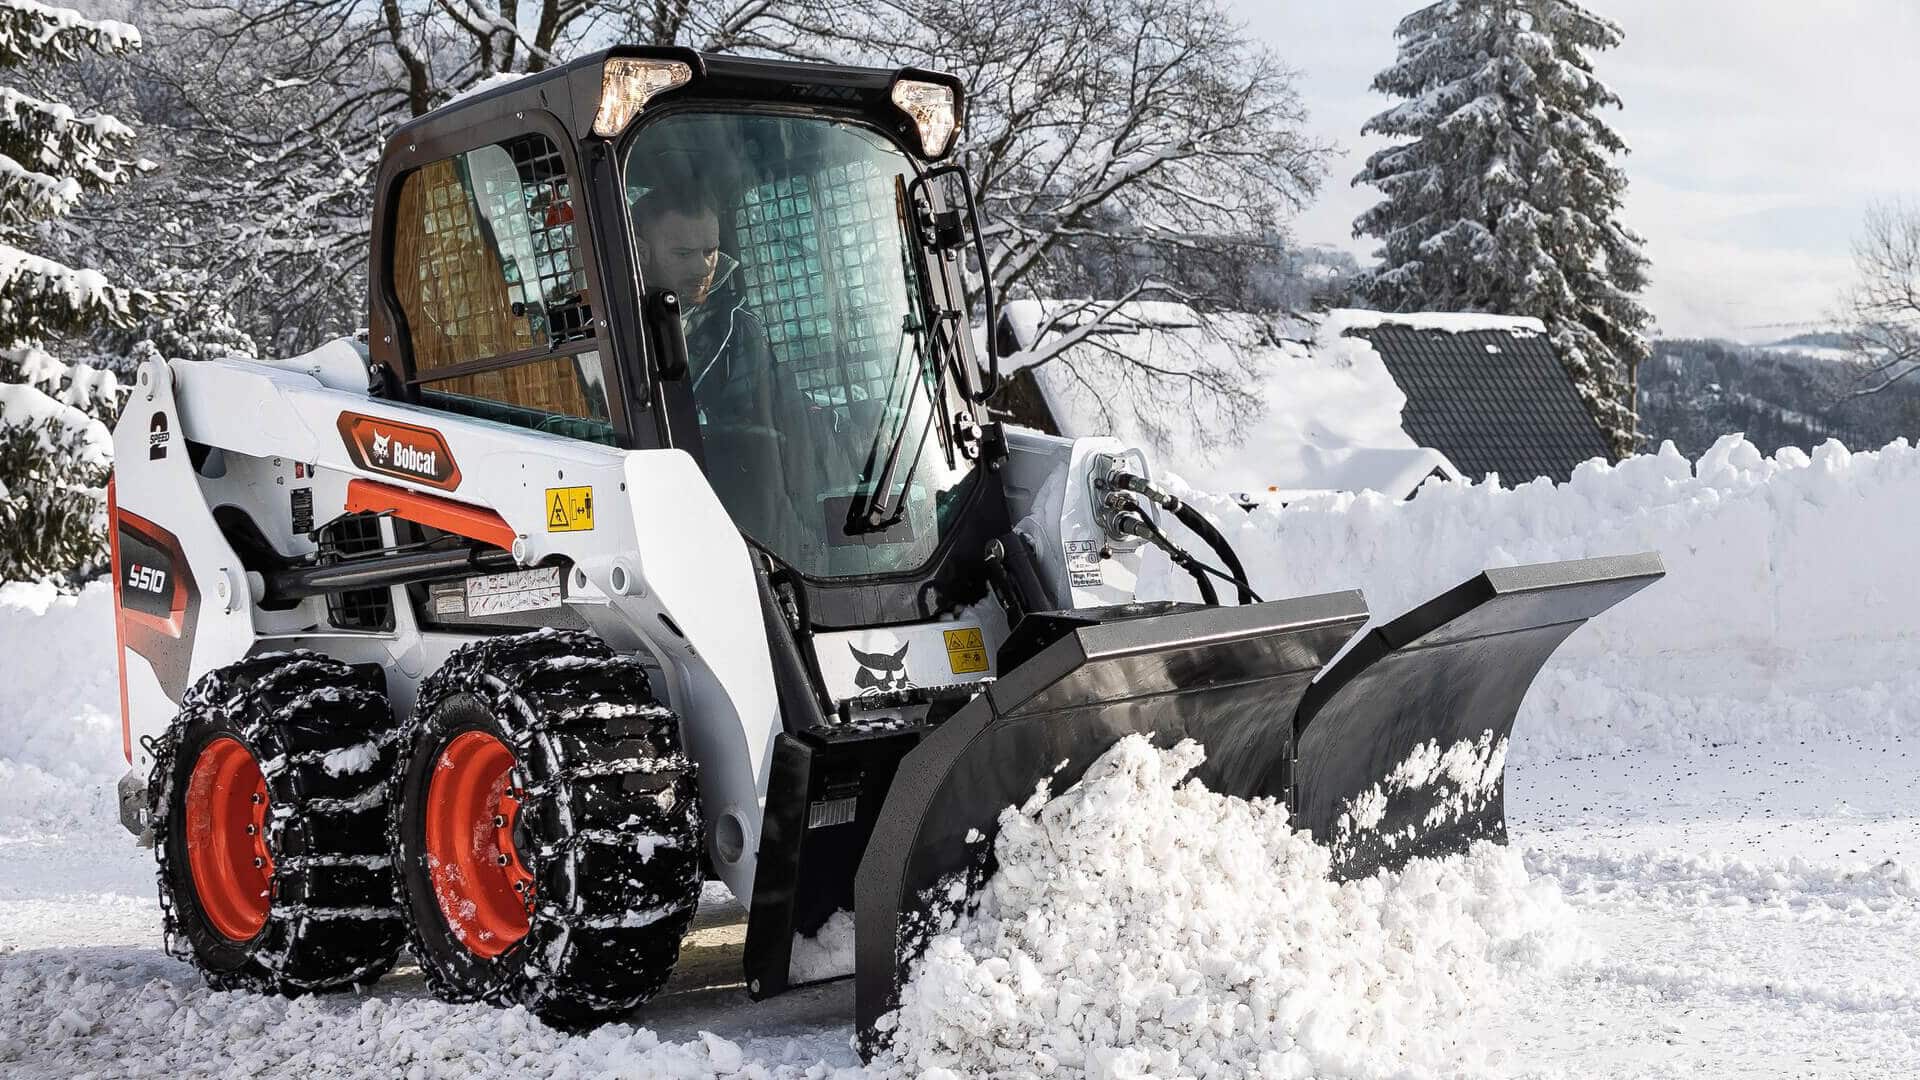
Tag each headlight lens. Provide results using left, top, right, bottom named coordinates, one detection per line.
left=593, top=58, right=692, bottom=138
left=891, top=78, right=959, bottom=157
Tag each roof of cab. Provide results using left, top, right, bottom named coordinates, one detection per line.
left=383, top=47, right=941, bottom=153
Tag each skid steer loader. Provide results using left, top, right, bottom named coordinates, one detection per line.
left=106, top=47, right=1661, bottom=1052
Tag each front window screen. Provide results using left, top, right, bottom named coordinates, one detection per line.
left=624, top=112, right=973, bottom=579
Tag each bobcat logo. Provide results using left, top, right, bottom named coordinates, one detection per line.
left=371, top=431, right=391, bottom=463
left=850, top=642, right=913, bottom=696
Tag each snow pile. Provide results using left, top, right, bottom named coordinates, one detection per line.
left=873, top=736, right=1576, bottom=1078
left=1142, top=434, right=1920, bottom=762
left=0, top=581, right=122, bottom=835
left=790, top=909, right=857, bottom=983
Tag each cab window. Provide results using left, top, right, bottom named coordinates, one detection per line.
left=391, top=132, right=611, bottom=442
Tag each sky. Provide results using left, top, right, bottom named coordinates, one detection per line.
left=1232, top=1, right=1920, bottom=343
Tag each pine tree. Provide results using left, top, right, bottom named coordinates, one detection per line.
left=1353, top=0, right=1650, bottom=458
left=0, top=0, right=143, bottom=581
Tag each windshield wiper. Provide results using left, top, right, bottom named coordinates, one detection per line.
left=846, top=176, right=959, bottom=535
left=849, top=322, right=937, bottom=533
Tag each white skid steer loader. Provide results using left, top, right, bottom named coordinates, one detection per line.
left=106, top=47, right=1662, bottom=1053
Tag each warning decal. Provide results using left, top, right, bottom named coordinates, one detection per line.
left=546, top=486, right=594, bottom=532
left=943, top=627, right=989, bottom=674
left=1064, top=538, right=1103, bottom=588
left=466, top=566, right=562, bottom=617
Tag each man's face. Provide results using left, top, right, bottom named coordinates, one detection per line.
left=638, top=208, right=721, bottom=306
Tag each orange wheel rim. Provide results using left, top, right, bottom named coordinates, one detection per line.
left=184, top=737, right=273, bottom=941
left=425, top=730, right=533, bottom=957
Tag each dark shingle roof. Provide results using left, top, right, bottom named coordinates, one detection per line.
left=1351, top=324, right=1614, bottom=484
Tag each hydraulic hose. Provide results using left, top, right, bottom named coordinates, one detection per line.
left=1168, top=502, right=1258, bottom=605
left=1107, top=473, right=1262, bottom=604
left=1112, top=508, right=1218, bottom=606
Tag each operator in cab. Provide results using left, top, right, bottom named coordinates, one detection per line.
left=629, top=184, right=777, bottom=411
left=630, top=178, right=812, bottom=558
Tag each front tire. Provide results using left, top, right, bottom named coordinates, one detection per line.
left=149, top=652, right=405, bottom=993
left=389, top=630, right=703, bottom=1024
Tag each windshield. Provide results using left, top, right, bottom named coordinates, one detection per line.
left=624, top=110, right=975, bottom=580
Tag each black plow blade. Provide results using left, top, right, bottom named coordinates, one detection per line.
left=849, top=554, right=1662, bottom=1057
left=1292, top=552, right=1664, bottom=879
left=852, top=592, right=1371, bottom=1047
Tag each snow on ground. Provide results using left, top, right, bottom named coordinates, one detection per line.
left=5, top=435, right=1920, bottom=1076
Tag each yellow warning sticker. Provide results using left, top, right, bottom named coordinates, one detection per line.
left=944, top=627, right=988, bottom=674
left=545, top=486, right=594, bottom=532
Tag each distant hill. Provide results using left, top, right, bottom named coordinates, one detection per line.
left=1762, top=330, right=1855, bottom=352
left=1637, top=338, right=1920, bottom=459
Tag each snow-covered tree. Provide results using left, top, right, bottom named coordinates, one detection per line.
left=881, top=0, right=1326, bottom=443
left=1353, top=0, right=1650, bottom=457
left=82, top=0, right=871, bottom=357
left=0, top=0, right=143, bottom=582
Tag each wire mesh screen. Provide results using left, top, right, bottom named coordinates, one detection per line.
left=733, top=160, right=910, bottom=424
left=319, top=513, right=392, bottom=631
left=471, top=134, right=593, bottom=347
left=396, top=132, right=593, bottom=374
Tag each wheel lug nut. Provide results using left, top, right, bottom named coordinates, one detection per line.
left=253, top=857, right=265, bottom=868
left=497, top=853, right=510, bottom=866
left=245, top=824, right=257, bottom=836
left=250, top=793, right=263, bottom=804
left=492, top=815, right=506, bottom=828
left=513, top=881, right=527, bottom=893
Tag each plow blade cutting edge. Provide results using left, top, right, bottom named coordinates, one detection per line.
left=852, top=552, right=1663, bottom=1050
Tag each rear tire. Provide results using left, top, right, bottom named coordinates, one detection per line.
left=149, top=652, right=405, bottom=994
left=389, top=630, right=702, bottom=1024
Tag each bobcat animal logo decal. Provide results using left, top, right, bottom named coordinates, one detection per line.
left=336, top=412, right=462, bottom=490
left=850, top=642, right=913, bottom=695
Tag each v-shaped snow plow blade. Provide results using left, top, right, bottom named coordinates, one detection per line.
left=852, top=553, right=1662, bottom=1051
left=1292, top=552, right=1663, bottom=879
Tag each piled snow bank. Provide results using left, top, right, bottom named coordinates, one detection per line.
left=1142, top=435, right=1920, bottom=761
left=873, top=736, right=1576, bottom=1078
left=0, top=581, right=123, bottom=835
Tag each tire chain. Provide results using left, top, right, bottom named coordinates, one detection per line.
left=389, top=629, right=704, bottom=1022
left=149, top=651, right=406, bottom=993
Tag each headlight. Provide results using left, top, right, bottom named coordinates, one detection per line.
left=593, top=58, right=692, bottom=138
left=891, top=78, right=959, bottom=157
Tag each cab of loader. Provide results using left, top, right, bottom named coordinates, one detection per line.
left=367, top=48, right=1009, bottom=637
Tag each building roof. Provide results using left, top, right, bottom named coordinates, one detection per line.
left=1336, top=314, right=1614, bottom=484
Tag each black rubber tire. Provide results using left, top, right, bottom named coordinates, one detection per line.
left=149, top=651, right=405, bottom=994
left=389, top=629, right=703, bottom=1024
